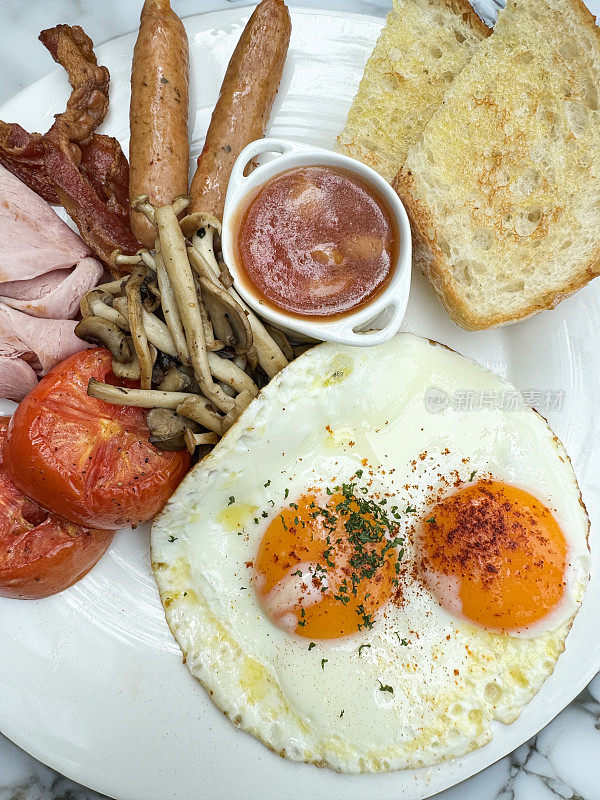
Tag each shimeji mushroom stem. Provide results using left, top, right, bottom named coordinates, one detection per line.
left=131, top=195, right=157, bottom=225
left=113, top=296, right=178, bottom=358
left=155, top=204, right=233, bottom=414
left=88, top=380, right=193, bottom=409
left=188, top=225, right=288, bottom=378
left=155, top=250, right=190, bottom=364
left=88, top=380, right=222, bottom=435
left=125, top=265, right=154, bottom=389
left=206, top=352, right=258, bottom=396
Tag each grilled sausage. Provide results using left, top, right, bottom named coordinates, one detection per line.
left=129, top=0, right=189, bottom=247
left=189, top=0, right=291, bottom=221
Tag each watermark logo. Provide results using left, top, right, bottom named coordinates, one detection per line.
left=424, top=388, right=565, bottom=413
left=424, top=388, right=450, bottom=414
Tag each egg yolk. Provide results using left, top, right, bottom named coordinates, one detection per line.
left=420, top=480, right=567, bottom=630
left=254, top=490, right=401, bottom=639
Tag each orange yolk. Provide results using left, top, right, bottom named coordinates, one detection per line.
left=254, top=492, right=400, bottom=639
left=420, top=480, right=567, bottom=630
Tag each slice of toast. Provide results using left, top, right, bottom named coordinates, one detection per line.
left=393, top=0, right=600, bottom=330
left=336, top=0, right=490, bottom=182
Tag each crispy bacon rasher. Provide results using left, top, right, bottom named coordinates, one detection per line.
left=0, top=24, right=139, bottom=266
left=0, top=124, right=56, bottom=203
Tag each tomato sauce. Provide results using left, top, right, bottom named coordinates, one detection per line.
left=234, top=165, right=398, bottom=319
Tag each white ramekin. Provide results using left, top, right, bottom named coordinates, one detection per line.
left=221, top=138, right=412, bottom=346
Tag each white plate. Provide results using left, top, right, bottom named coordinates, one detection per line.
left=1, top=6, right=600, bottom=800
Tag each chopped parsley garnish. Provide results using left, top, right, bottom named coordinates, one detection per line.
left=167, top=535, right=177, bottom=542
left=292, top=569, right=303, bottom=577
left=227, top=496, right=235, bottom=506
left=339, top=709, right=344, bottom=718
left=394, top=632, right=408, bottom=646
left=284, top=488, right=289, bottom=499
left=469, top=470, right=477, bottom=481
left=278, top=480, right=404, bottom=634
left=358, top=644, right=371, bottom=657
left=261, top=511, right=269, bottom=518
left=308, top=642, right=315, bottom=651
left=321, top=658, right=328, bottom=670
left=378, top=681, right=394, bottom=693
left=355, top=469, right=363, bottom=478
left=426, top=516, right=436, bottom=524
left=264, top=479, right=271, bottom=487
left=405, top=504, right=417, bottom=514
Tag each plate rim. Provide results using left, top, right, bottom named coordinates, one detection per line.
left=0, top=5, right=599, bottom=800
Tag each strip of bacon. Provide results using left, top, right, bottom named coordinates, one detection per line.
left=0, top=123, right=58, bottom=203
left=0, top=25, right=139, bottom=267
left=40, top=25, right=110, bottom=149
left=44, top=138, right=139, bottom=264
left=0, top=127, right=130, bottom=229
left=79, top=135, right=130, bottom=227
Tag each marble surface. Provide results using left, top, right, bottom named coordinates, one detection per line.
left=1, top=0, right=600, bottom=798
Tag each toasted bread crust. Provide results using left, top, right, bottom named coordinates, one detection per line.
left=393, top=0, right=600, bottom=331
left=430, top=0, right=491, bottom=37
left=394, top=167, right=600, bottom=331
left=337, top=0, right=489, bottom=181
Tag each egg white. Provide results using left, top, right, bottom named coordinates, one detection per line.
left=151, top=333, right=590, bottom=773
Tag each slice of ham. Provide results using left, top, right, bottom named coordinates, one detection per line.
left=0, top=256, right=101, bottom=319
left=0, top=163, right=98, bottom=279
left=0, top=357, right=38, bottom=402
left=0, top=166, right=102, bottom=400
left=0, top=303, right=88, bottom=379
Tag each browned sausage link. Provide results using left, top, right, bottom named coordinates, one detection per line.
left=129, top=0, right=189, bottom=247
left=189, top=0, right=291, bottom=221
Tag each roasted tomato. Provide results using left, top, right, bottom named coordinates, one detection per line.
left=5, top=348, right=190, bottom=530
left=0, top=418, right=114, bottom=599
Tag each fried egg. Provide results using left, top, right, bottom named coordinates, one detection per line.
left=151, top=333, right=589, bottom=773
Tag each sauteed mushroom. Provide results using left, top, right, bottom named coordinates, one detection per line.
left=155, top=204, right=233, bottom=413
left=113, top=296, right=178, bottom=358
left=175, top=395, right=223, bottom=435
left=75, top=317, right=133, bottom=363
left=79, top=196, right=302, bottom=458
left=199, top=277, right=252, bottom=354
left=184, top=428, right=219, bottom=454
left=187, top=224, right=288, bottom=377
left=155, top=249, right=190, bottom=364
left=206, top=352, right=258, bottom=396
left=125, top=265, right=153, bottom=389
left=131, top=194, right=156, bottom=224
left=111, top=345, right=157, bottom=381
left=221, top=389, right=254, bottom=432
left=264, top=323, right=294, bottom=361
left=88, top=379, right=197, bottom=410
left=158, top=365, right=194, bottom=393
left=147, top=407, right=198, bottom=451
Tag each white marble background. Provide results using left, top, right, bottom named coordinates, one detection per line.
left=1, top=0, right=600, bottom=799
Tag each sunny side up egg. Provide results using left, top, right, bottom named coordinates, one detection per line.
left=151, top=333, right=590, bottom=773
